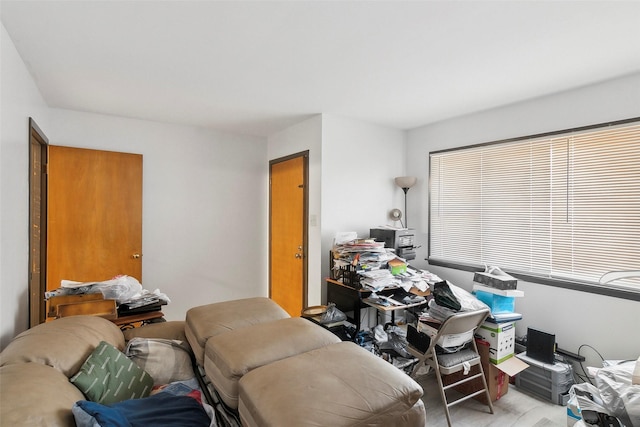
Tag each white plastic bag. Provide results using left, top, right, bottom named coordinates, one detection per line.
left=91, top=275, right=143, bottom=303
left=570, top=359, right=640, bottom=427
left=595, top=361, right=640, bottom=427
left=448, top=281, right=490, bottom=312
left=429, top=280, right=490, bottom=317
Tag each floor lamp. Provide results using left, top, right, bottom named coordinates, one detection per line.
left=394, top=176, right=417, bottom=228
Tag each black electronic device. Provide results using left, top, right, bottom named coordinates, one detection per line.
left=582, top=411, right=622, bottom=427
left=556, top=347, right=586, bottom=362
left=118, top=297, right=164, bottom=316
left=369, top=228, right=416, bottom=260
left=407, top=324, right=431, bottom=353
left=526, top=327, right=556, bottom=364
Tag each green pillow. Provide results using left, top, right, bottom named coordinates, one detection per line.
left=70, top=341, right=153, bottom=404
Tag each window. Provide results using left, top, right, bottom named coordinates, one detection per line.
left=429, top=118, right=640, bottom=300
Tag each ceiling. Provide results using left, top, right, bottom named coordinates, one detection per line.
left=2, top=1, right=640, bottom=138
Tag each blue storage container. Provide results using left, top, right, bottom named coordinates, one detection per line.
left=475, top=290, right=515, bottom=314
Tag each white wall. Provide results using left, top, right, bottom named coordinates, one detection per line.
left=406, top=73, right=640, bottom=365
left=267, top=115, right=324, bottom=307
left=46, top=109, right=268, bottom=324
left=3, top=13, right=637, bottom=364
left=2, top=18, right=269, bottom=348
left=268, top=114, right=409, bottom=304
left=320, top=115, right=407, bottom=298
left=0, top=23, right=50, bottom=349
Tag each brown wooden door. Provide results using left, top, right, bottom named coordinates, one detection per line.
left=46, top=146, right=143, bottom=291
left=269, top=153, right=308, bottom=317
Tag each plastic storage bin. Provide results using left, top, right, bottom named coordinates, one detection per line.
left=515, top=352, right=574, bottom=405
left=475, top=290, right=515, bottom=314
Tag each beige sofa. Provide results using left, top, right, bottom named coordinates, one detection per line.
left=1, top=299, right=426, bottom=427
left=186, top=297, right=427, bottom=426
left=0, top=316, right=188, bottom=427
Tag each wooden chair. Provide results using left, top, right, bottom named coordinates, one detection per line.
left=406, top=308, right=493, bottom=427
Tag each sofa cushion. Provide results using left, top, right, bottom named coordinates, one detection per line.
left=204, top=317, right=341, bottom=409
left=0, top=362, right=85, bottom=427
left=125, top=337, right=194, bottom=386
left=70, top=341, right=153, bottom=404
left=0, top=316, right=125, bottom=378
left=238, top=341, right=425, bottom=427
left=185, top=297, right=290, bottom=365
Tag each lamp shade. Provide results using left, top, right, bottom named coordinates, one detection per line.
left=394, top=176, right=417, bottom=189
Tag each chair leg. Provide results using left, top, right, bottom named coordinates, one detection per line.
left=432, top=355, right=454, bottom=427
left=476, top=362, right=495, bottom=414
left=471, top=340, right=495, bottom=415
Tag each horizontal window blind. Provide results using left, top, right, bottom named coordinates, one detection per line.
left=429, top=120, right=640, bottom=294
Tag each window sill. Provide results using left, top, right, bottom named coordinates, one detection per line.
left=426, top=258, right=640, bottom=302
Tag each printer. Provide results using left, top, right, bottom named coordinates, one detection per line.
left=370, top=228, right=416, bottom=260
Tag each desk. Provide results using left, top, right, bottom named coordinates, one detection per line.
left=362, top=295, right=427, bottom=326
left=111, top=311, right=165, bottom=330
left=302, top=315, right=354, bottom=341
left=326, top=278, right=429, bottom=334
left=47, top=294, right=165, bottom=330
left=326, top=279, right=371, bottom=334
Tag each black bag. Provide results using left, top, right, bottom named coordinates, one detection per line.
left=433, top=281, right=461, bottom=311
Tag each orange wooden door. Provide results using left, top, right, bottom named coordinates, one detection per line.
left=270, top=153, right=307, bottom=316
left=46, top=146, right=143, bottom=290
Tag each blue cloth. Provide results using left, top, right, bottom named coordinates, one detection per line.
left=74, top=392, right=211, bottom=427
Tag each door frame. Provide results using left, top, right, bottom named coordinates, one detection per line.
left=28, top=118, right=49, bottom=326
left=268, top=151, right=309, bottom=309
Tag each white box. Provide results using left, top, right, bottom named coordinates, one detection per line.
left=472, top=284, right=524, bottom=298
left=473, top=270, right=517, bottom=290
left=417, top=322, right=474, bottom=348
left=475, top=321, right=516, bottom=364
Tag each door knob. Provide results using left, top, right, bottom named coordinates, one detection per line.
left=132, top=253, right=141, bottom=259
left=295, top=253, right=302, bottom=259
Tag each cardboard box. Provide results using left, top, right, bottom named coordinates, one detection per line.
left=444, top=339, right=529, bottom=403
left=473, top=271, right=517, bottom=290
left=388, top=258, right=407, bottom=275
left=475, top=321, right=516, bottom=364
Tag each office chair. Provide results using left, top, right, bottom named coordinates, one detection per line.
left=407, top=308, right=493, bottom=427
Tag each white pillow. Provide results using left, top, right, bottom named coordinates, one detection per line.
left=125, top=338, right=194, bottom=386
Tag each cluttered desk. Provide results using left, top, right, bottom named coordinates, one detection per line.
left=362, top=288, right=428, bottom=326
left=327, top=232, right=440, bottom=334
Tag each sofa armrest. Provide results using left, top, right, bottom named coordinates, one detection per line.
left=0, top=363, right=85, bottom=427
left=0, top=316, right=124, bottom=377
